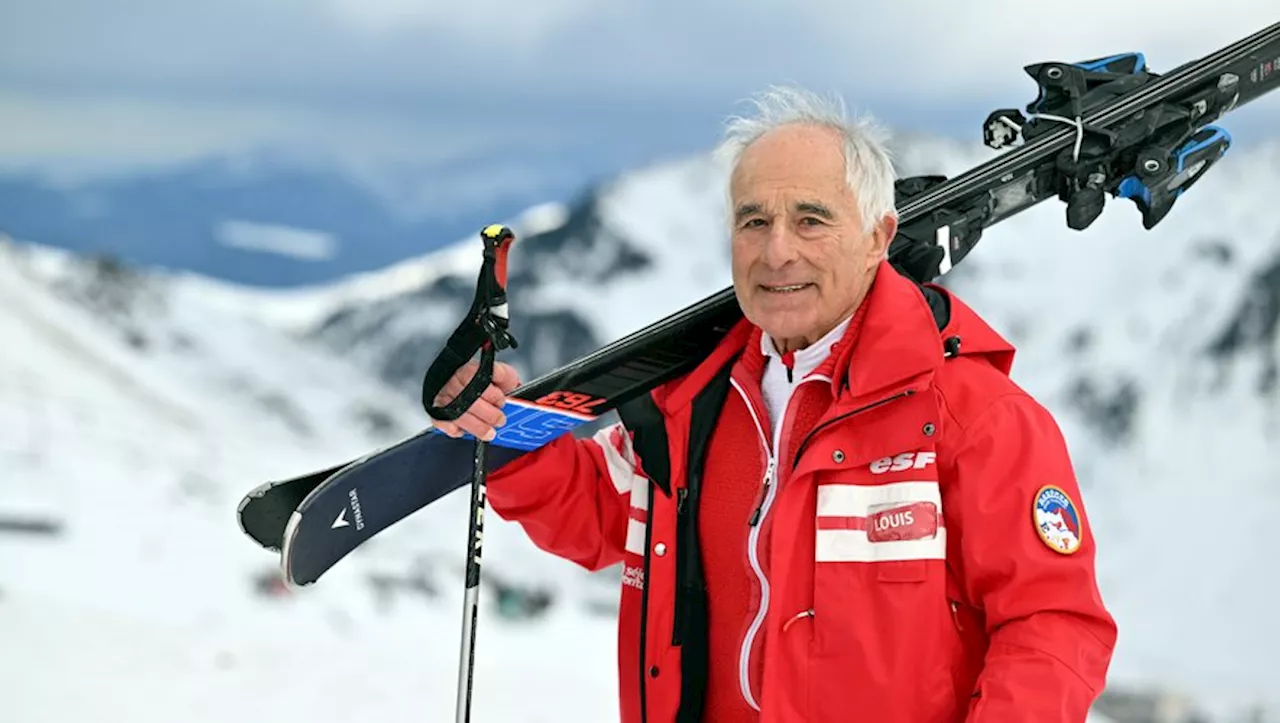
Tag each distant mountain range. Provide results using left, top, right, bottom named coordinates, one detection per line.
left=0, top=147, right=613, bottom=287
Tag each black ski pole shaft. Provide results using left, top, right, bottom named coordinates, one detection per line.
left=456, top=433, right=488, bottom=723
left=417, top=223, right=519, bottom=723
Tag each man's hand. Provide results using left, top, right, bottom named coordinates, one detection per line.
left=428, top=360, right=521, bottom=441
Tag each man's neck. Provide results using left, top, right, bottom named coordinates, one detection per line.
left=772, top=315, right=849, bottom=355
left=772, top=337, right=812, bottom=355
left=765, top=313, right=853, bottom=367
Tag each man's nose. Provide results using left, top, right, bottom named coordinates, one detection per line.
left=761, top=223, right=798, bottom=267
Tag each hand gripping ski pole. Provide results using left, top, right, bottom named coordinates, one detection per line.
left=420, top=224, right=518, bottom=723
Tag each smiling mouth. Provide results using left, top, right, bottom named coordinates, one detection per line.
left=761, top=283, right=813, bottom=293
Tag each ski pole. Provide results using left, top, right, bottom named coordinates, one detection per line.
left=419, top=224, right=518, bottom=723
left=456, top=433, right=487, bottom=723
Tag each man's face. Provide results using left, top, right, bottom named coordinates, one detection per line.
left=729, top=123, right=895, bottom=351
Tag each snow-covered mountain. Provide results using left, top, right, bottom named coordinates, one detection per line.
left=182, top=153, right=742, bottom=400
left=3, top=126, right=1278, bottom=722
left=0, top=236, right=625, bottom=722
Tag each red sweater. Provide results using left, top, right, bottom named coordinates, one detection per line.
left=698, top=395, right=769, bottom=721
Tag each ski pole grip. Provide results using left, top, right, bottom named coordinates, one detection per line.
left=421, top=225, right=518, bottom=422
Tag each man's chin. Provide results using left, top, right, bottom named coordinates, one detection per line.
left=754, top=294, right=813, bottom=317
left=753, top=313, right=813, bottom=343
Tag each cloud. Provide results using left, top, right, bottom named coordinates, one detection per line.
left=215, top=220, right=339, bottom=261
left=1, top=0, right=1276, bottom=175
left=7, top=0, right=1275, bottom=100
left=325, top=0, right=603, bottom=47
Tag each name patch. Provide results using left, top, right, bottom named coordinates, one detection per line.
left=866, top=501, right=940, bottom=543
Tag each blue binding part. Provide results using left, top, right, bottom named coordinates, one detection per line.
left=1175, top=126, right=1231, bottom=177
left=1116, top=175, right=1152, bottom=205
left=457, top=398, right=597, bottom=452
left=1075, top=52, right=1147, bottom=73
left=1117, top=125, right=1232, bottom=205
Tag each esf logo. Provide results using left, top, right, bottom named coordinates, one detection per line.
left=869, top=451, right=936, bottom=475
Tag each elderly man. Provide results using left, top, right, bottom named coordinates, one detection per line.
left=430, top=86, right=1117, bottom=722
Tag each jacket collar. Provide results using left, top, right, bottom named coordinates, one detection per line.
left=831, top=260, right=947, bottom=401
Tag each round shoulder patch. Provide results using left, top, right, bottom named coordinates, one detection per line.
left=1033, top=485, right=1083, bottom=555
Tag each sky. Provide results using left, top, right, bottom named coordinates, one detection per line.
left=1, top=0, right=1277, bottom=185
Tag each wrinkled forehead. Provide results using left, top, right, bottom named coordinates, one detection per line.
left=728, top=154, right=854, bottom=216
left=730, top=126, right=848, bottom=192
left=733, top=126, right=847, bottom=178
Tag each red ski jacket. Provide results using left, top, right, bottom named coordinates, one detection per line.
left=487, top=261, right=1117, bottom=722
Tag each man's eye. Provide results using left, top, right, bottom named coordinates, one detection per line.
left=800, top=216, right=825, bottom=225
left=742, top=218, right=766, bottom=228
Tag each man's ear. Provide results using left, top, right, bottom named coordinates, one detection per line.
left=868, top=213, right=898, bottom=268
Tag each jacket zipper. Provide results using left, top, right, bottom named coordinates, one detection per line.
left=729, top=373, right=826, bottom=711
left=747, top=458, right=775, bottom=527
left=747, top=373, right=832, bottom=527
left=670, top=487, right=689, bottom=645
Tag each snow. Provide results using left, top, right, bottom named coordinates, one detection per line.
left=1, top=593, right=620, bottom=723
left=559, top=153, right=737, bottom=337
left=0, top=237, right=619, bottom=722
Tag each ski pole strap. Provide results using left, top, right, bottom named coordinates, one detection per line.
left=421, top=224, right=519, bottom=422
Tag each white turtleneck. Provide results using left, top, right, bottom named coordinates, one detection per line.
left=759, top=315, right=851, bottom=437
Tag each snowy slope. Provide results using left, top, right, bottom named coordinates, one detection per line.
left=228, top=133, right=1280, bottom=719
left=0, top=238, right=623, bottom=723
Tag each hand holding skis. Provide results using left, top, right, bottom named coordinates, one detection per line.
left=428, top=360, right=521, bottom=441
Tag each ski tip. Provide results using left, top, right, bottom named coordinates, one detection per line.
left=235, top=478, right=295, bottom=551
left=238, top=480, right=275, bottom=506
left=235, top=485, right=267, bottom=536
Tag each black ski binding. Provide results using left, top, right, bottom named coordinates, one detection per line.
left=982, top=49, right=1232, bottom=231
left=1116, top=124, right=1231, bottom=229
left=984, top=52, right=1153, bottom=150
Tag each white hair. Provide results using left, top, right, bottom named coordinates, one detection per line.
left=717, top=85, right=898, bottom=234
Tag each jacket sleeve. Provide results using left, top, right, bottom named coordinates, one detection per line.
left=944, top=391, right=1118, bottom=721
left=484, top=421, right=643, bottom=573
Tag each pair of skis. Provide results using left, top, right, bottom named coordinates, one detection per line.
left=236, top=18, right=1280, bottom=719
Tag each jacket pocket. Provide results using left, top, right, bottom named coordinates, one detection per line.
left=807, top=561, right=961, bottom=723
left=876, top=559, right=928, bottom=582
